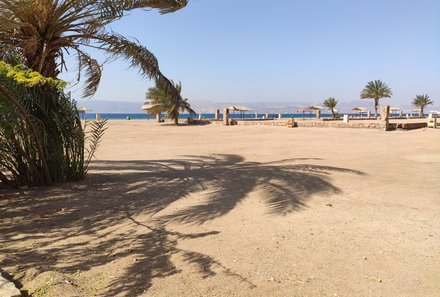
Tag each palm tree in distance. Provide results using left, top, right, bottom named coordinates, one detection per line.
left=412, top=94, right=433, bottom=117
left=0, top=0, right=188, bottom=98
left=323, top=97, right=338, bottom=118
left=147, top=80, right=195, bottom=125
left=360, top=80, right=393, bottom=119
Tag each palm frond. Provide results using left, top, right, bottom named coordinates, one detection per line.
left=77, top=50, right=102, bottom=98
left=0, top=0, right=188, bottom=97
left=84, top=118, right=108, bottom=170
left=99, top=0, right=188, bottom=18
left=147, top=104, right=166, bottom=115
left=145, top=79, right=193, bottom=124
left=323, top=97, right=337, bottom=109
left=412, top=94, right=433, bottom=107
left=360, top=80, right=393, bottom=99
left=94, top=32, right=181, bottom=101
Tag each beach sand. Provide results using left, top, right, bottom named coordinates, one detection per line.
left=1, top=120, right=439, bottom=296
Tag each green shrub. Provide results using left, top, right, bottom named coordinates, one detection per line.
left=0, top=62, right=106, bottom=186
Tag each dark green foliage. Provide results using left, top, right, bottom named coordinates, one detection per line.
left=0, top=1, right=188, bottom=186
left=360, top=80, right=393, bottom=118
left=412, top=94, right=433, bottom=116
left=147, top=80, right=195, bottom=125
left=323, top=97, right=338, bottom=118
left=84, top=119, right=108, bottom=173
left=0, top=64, right=107, bottom=186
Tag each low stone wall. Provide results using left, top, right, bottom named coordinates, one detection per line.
left=392, top=122, right=428, bottom=130
left=296, top=121, right=383, bottom=129
left=236, top=119, right=427, bottom=130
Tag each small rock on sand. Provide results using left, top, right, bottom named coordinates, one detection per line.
left=0, top=273, right=21, bottom=297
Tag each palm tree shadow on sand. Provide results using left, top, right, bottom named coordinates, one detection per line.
left=0, top=154, right=365, bottom=296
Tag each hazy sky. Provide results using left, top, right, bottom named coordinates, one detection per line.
left=65, top=0, right=440, bottom=106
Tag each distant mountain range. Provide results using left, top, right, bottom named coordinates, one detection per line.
left=77, top=99, right=440, bottom=114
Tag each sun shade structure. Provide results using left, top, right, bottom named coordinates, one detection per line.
left=388, top=107, right=403, bottom=117
left=226, top=106, right=251, bottom=119
left=141, top=102, right=160, bottom=121
left=77, top=106, right=91, bottom=112
left=412, top=108, right=423, bottom=116
left=226, top=106, right=251, bottom=111
left=352, top=107, right=368, bottom=112
left=297, top=107, right=312, bottom=113
left=297, top=105, right=323, bottom=113
left=141, top=103, right=157, bottom=112
left=77, top=106, right=91, bottom=119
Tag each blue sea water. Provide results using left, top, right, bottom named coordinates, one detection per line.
left=83, top=113, right=337, bottom=120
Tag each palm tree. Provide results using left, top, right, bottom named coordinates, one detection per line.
left=323, top=97, right=338, bottom=118
left=412, top=94, right=433, bottom=117
left=360, top=80, right=393, bottom=118
left=0, top=0, right=188, bottom=186
left=0, top=0, right=188, bottom=98
left=147, top=80, right=195, bottom=125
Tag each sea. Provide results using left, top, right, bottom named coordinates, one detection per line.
left=83, top=113, right=338, bottom=120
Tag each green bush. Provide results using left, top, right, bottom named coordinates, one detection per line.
left=0, top=62, right=106, bottom=186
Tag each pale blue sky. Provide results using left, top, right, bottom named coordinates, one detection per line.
left=66, top=0, right=440, bottom=106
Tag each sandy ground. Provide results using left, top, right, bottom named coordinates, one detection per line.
left=1, top=120, right=439, bottom=297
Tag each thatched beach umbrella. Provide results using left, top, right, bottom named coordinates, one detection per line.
left=310, top=105, right=323, bottom=118
left=77, top=106, right=91, bottom=120
left=298, top=105, right=323, bottom=112
left=390, top=107, right=403, bottom=117
left=412, top=108, right=423, bottom=117
left=352, top=107, right=368, bottom=112
left=141, top=102, right=160, bottom=121
left=352, top=107, right=368, bottom=116
left=297, top=106, right=313, bottom=117
left=141, top=103, right=156, bottom=111
left=297, top=107, right=311, bottom=113
left=298, top=105, right=322, bottom=118
left=227, top=105, right=251, bottom=119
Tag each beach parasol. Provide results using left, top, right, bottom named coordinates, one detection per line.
left=226, top=105, right=251, bottom=118
left=298, top=105, right=323, bottom=112
left=412, top=108, right=423, bottom=116
left=297, top=105, right=323, bottom=118
left=141, top=102, right=159, bottom=120
left=352, top=107, right=368, bottom=112
left=77, top=106, right=91, bottom=112
left=388, top=107, right=403, bottom=117
left=352, top=107, right=368, bottom=116
left=141, top=103, right=157, bottom=112
left=297, top=106, right=312, bottom=113
left=77, top=106, right=91, bottom=120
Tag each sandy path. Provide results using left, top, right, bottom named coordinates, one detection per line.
left=1, top=120, right=439, bottom=297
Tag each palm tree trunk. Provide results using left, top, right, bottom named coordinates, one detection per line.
left=174, top=116, right=179, bottom=125
left=331, top=109, right=335, bottom=118
left=420, top=106, right=424, bottom=117
left=374, top=98, right=379, bottom=119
